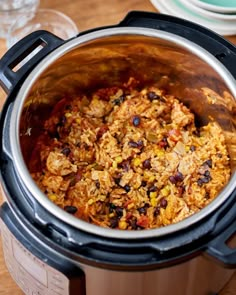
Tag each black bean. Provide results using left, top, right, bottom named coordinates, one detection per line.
left=144, top=203, right=150, bottom=208
left=114, top=177, right=121, bottom=185
left=148, top=185, right=158, bottom=192
left=197, top=178, right=204, bottom=187
left=143, top=159, right=151, bottom=169
left=123, top=184, right=131, bottom=192
left=175, top=171, right=184, bottom=182
left=190, top=145, right=196, bottom=152
left=113, top=98, right=121, bottom=105
left=132, top=115, right=141, bottom=127
left=110, top=218, right=119, bottom=228
left=160, top=198, right=168, bottom=209
left=147, top=91, right=161, bottom=101
left=112, top=95, right=125, bottom=106
left=178, top=185, right=185, bottom=196
left=204, top=170, right=211, bottom=177
left=60, top=115, right=67, bottom=126
left=203, top=159, right=212, bottom=168
left=109, top=203, right=116, bottom=209
left=138, top=203, right=150, bottom=215
left=137, top=206, right=147, bottom=215
left=119, top=159, right=130, bottom=172
left=205, top=192, right=210, bottom=199
left=141, top=180, right=147, bottom=187
left=109, top=203, right=116, bottom=213
left=154, top=207, right=160, bottom=217
left=115, top=207, right=123, bottom=217
left=168, top=173, right=182, bottom=185
left=193, top=129, right=201, bottom=137
left=95, top=180, right=100, bottom=189
left=128, top=140, right=144, bottom=149
left=130, top=218, right=138, bottom=229
left=128, top=141, right=139, bottom=148
left=201, top=176, right=212, bottom=183
left=64, top=206, right=77, bottom=214
left=137, top=140, right=144, bottom=148
left=169, top=175, right=177, bottom=184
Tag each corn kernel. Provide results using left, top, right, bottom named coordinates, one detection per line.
left=119, top=220, right=128, bottom=230
left=161, top=185, right=170, bottom=197
left=112, top=161, right=118, bottom=169
left=150, top=191, right=157, bottom=199
left=65, top=112, right=72, bottom=118
left=75, top=118, right=81, bottom=124
left=185, top=145, right=190, bottom=152
left=148, top=175, right=156, bottom=183
left=127, top=203, right=134, bottom=210
left=155, top=149, right=164, bottom=157
left=115, top=156, right=123, bottom=163
left=143, top=171, right=149, bottom=179
left=150, top=198, right=157, bottom=207
left=98, top=194, right=106, bottom=201
left=133, top=157, right=141, bottom=167
left=133, top=183, right=141, bottom=189
left=143, top=171, right=155, bottom=182
left=49, top=194, right=57, bottom=201
left=87, top=199, right=94, bottom=205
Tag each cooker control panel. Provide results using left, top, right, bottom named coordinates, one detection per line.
left=0, top=220, right=70, bottom=295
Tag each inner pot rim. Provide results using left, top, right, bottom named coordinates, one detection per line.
left=9, top=27, right=236, bottom=240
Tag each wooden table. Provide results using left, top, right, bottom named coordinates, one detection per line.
left=0, top=0, right=236, bottom=294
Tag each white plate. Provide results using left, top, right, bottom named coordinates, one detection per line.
left=150, top=0, right=236, bottom=36
left=179, top=0, right=236, bottom=21
left=189, top=0, right=236, bottom=14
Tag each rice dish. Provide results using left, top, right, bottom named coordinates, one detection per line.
left=31, top=78, right=231, bottom=230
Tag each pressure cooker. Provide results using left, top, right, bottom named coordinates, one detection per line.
left=0, top=11, right=236, bottom=295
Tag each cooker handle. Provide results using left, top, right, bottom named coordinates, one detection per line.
left=119, top=11, right=236, bottom=79
left=0, top=30, right=64, bottom=94
left=206, top=219, right=236, bottom=268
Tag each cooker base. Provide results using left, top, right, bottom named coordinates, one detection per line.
left=1, top=202, right=234, bottom=295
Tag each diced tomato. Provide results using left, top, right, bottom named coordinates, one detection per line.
left=96, top=87, right=120, bottom=101
left=168, top=129, right=181, bottom=142
left=75, top=206, right=89, bottom=221
left=136, top=215, right=149, bottom=228
left=159, top=137, right=168, bottom=148
left=96, top=125, right=109, bottom=140
left=124, top=200, right=133, bottom=208
left=75, top=170, right=83, bottom=182
left=126, top=212, right=133, bottom=221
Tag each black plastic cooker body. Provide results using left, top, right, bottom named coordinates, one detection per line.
left=0, top=11, right=236, bottom=272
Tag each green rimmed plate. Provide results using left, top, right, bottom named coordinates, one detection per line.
left=189, top=0, right=236, bottom=13
left=150, top=0, right=236, bottom=35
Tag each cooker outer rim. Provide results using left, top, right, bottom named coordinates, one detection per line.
left=0, top=12, right=236, bottom=241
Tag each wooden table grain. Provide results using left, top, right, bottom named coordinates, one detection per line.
left=0, top=0, right=236, bottom=294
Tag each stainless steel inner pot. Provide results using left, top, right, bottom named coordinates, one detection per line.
left=9, top=27, right=236, bottom=239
